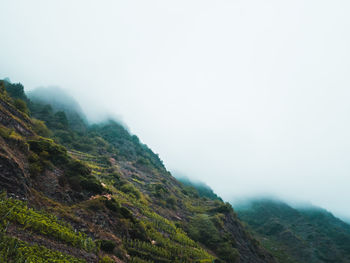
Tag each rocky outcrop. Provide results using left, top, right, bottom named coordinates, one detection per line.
left=0, top=153, right=29, bottom=197
left=0, top=99, right=33, bottom=136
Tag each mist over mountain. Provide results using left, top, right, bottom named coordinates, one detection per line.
left=28, top=87, right=86, bottom=119
left=1, top=1, right=350, bottom=262
left=0, top=78, right=280, bottom=262
left=1, top=79, right=350, bottom=262
left=28, top=87, right=88, bottom=132
left=2, top=1, right=350, bottom=220
left=173, top=173, right=222, bottom=201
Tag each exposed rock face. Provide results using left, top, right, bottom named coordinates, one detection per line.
left=0, top=99, right=33, bottom=136
left=0, top=153, right=29, bottom=197
left=0, top=98, right=32, bottom=198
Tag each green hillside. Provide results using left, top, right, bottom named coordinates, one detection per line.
left=175, top=175, right=222, bottom=201
left=236, top=199, right=350, bottom=263
left=0, top=79, right=275, bottom=263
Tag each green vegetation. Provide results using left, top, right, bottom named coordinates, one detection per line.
left=91, top=164, right=243, bottom=262
left=187, top=214, right=240, bottom=262
left=0, top=125, right=29, bottom=152
left=177, top=176, right=222, bottom=201
left=99, top=255, right=114, bottom=263
left=0, top=234, right=86, bottom=263
left=13, top=98, right=29, bottom=114
left=2, top=81, right=27, bottom=101
left=0, top=79, right=277, bottom=263
left=116, top=197, right=215, bottom=262
left=0, top=194, right=96, bottom=252
left=120, top=183, right=142, bottom=200
left=237, top=199, right=350, bottom=263
left=27, top=137, right=103, bottom=193
left=32, top=118, right=52, bottom=137
left=98, top=239, right=116, bottom=253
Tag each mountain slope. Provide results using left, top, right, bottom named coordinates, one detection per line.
left=175, top=175, right=222, bottom=201
left=236, top=199, right=350, bottom=263
left=0, top=79, right=276, bottom=263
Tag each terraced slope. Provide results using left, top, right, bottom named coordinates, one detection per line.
left=0, top=79, right=276, bottom=263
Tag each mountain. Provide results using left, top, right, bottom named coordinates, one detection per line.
left=236, top=199, right=350, bottom=263
left=27, top=87, right=88, bottom=133
left=175, top=174, right=222, bottom=201
left=0, top=79, right=276, bottom=263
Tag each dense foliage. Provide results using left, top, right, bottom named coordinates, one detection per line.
left=237, top=200, right=350, bottom=263
left=177, top=176, right=222, bottom=201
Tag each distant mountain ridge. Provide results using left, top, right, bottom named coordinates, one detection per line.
left=236, top=199, right=350, bottom=263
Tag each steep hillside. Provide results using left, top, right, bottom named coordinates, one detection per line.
left=0, top=79, right=276, bottom=263
left=236, top=199, right=350, bottom=263
left=176, top=175, right=222, bottom=201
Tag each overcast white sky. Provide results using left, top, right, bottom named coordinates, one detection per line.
left=1, top=0, right=350, bottom=219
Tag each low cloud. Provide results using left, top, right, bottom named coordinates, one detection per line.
left=1, top=0, right=350, bottom=219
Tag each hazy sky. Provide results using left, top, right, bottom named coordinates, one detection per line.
left=1, top=1, right=350, bottom=219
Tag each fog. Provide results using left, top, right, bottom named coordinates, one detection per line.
left=1, top=1, right=350, bottom=219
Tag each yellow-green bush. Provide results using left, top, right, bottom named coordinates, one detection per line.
left=99, top=255, right=114, bottom=263
left=32, top=118, right=52, bottom=137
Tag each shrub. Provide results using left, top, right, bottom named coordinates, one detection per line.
left=0, top=127, right=29, bottom=152
left=99, top=256, right=114, bottom=263
left=120, top=184, right=141, bottom=199
left=120, top=207, right=134, bottom=221
left=8, top=131, right=29, bottom=151
left=188, top=214, right=220, bottom=248
left=29, top=162, right=44, bottom=177
left=28, top=152, right=44, bottom=177
left=66, top=159, right=90, bottom=177
left=136, top=157, right=151, bottom=166
left=68, top=176, right=83, bottom=191
left=216, top=242, right=240, bottom=262
left=210, top=202, right=233, bottom=214
left=4, top=82, right=26, bottom=100
left=0, top=126, right=11, bottom=138
left=105, top=198, right=120, bottom=212
left=166, top=196, right=177, bottom=209
left=150, top=183, right=168, bottom=198
left=53, top=111, right=69, bottom=130
left=32, top=119, right=52, bottom=137
left=99, top=240, right=116, bottom=253
left=80, top=178, right=103, bottom=194
left=86, top=198, right=104, bottom=211
left=28, top=137, right=68, bottom=165
left=13, top=98, right=29, bottom=114
left=73, top=142, right=94, bottom=152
